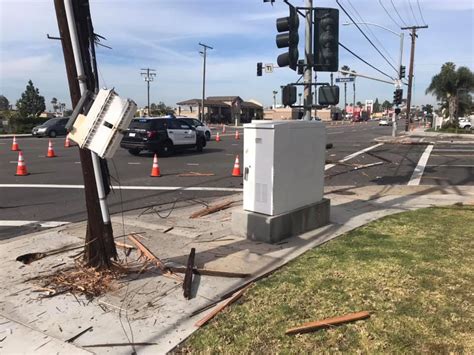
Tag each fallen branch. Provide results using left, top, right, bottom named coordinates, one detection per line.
left=127, top=234, right=168, bottom=272
left=190, top=201, right=234, bottom=219
left=195, top=284, right=252, bottom=327
left=285, top=311, right=371, bottom=335
left=163, top=226, right=174, bottom=233
left=183, top=248, right=196, bottom=300
left=169, top=267, right=250, bottom=279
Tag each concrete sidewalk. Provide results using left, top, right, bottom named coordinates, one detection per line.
left=375, top=126, right=474, bottom=145
left=1, top=184, right=473, bottom=354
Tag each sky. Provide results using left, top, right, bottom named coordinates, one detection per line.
left=0, top=0, right=473, bottom=111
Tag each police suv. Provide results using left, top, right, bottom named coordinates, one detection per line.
left=120, top=116, right=206, bottom=156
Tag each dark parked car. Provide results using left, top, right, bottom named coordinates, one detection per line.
left=32, top=117, right=69, bottom=137
left=120, top=117, right=206, bottom=156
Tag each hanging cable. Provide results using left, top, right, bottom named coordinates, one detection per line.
left=339, top=42, right=395, bottom=81
left=378, top=0, right=402, bottom=28
left=390, top=0, right=408, bottom=27
left=407, top=0, right=419, bottom=25
left=345, top=0, right=397, bottom=66
left=336, top=0, right=399, bottom=75
left=416, top=0, right=427, bottom=26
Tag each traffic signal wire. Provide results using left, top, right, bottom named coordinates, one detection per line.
left=339, top=42, right=395, bottom=81
left=336, top=0, right=399, bottom=75
left=378, top=0, right=403, bottom=28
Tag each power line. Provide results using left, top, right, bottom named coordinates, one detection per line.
left=407, top=0, right=419, bottom=26
left=339, top=42, right=395, bottom=81
left=416, top=0, right=427, bottom=26
left=336, top=0, right=399, bottom=75
left=378, top=0, right=402, bottom=28
left=390, top=0, right=408, bottom=27
left=345, top=0, right=397, bottom=66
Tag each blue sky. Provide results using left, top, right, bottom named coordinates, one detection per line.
left=0, top=0, right=473, bottom=110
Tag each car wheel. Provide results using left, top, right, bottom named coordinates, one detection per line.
left=205, top=131, right=211, bottom=141
left=128, top=149, right=141, bottom=156
left=49, top=130, right=57, bottom=138
left=196, top=137, right=204, bottom=152
left=160, top=140, right=174, bottom=156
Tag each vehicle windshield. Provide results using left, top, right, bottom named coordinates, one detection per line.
left=43, top=118, right=61, bottom=126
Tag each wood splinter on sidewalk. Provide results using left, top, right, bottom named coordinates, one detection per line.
left=190, top=201, right=234, bottom=219
left=285, top=311, right=371, bottom=335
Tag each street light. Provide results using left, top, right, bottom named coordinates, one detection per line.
left=342, top=22, right=404, bottom=137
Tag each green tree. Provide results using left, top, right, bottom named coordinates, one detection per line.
left=425, top=62, right=474, bottom=123
left=149, top=101, right=174, bottom=116
left=382, top=100, right=392, bottom=111
left=373, top=98, right=381, bottom=113
left=421, top=104, right=433, bottom=114
left=16, top=80, right=46, bottom=119
left=51, top=97, right=58, bottom=114
left=356, top=101, right=363, bottom=108
left=0, top=95, right=9, bottom=111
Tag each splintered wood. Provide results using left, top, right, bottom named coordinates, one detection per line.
left=285, top=311, right=371, bottom=335
left=190, top=201, right=233, bottom=219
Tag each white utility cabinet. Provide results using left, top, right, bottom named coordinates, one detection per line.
left=69, top=89, right=136, bottom=159
left=243, top=120, right=326, bottom=216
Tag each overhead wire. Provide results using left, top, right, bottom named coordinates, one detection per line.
left=390, top=0, right=408, bottom=27
left=339, top=42, right=395, bottom=81
left=345, top=0, right=397, bottom=68
left=407, top=0, right=419, bottom=25
left=378, top=0, right=402, bottom=28
left=336, top=0, right=399, bottom=75
left=416, top=0, right=427, bottom=26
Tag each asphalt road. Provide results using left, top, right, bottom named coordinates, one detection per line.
left=1, top=121, right=473, bottom=239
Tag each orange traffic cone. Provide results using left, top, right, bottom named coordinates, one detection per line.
left=216, top=132, right=221, bottom=142
left=232, top=155, right=242, bottom=177
left=235, top=130, right=240, bottom=140
left=15, top=151, right=29, bottom=176
left=150, top=154, right=161, bottom=177
left=11, top=136, right=19, bottom=151
left=64, top=134, right=71, bottom=148
left=47, top=140, right=56, bottom=158
left=222, top=125, right=226, bottom=133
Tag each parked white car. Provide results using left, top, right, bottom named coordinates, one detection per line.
left=177, top=116, right=212, bottom=141
left=459, top=117, right=472, bottom=130
left=379, top=117, right=392, bottom=126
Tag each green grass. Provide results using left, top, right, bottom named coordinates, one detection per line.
left=427, top=127, right=472, bottom=134
left=179, top=206, right=474, bottom=353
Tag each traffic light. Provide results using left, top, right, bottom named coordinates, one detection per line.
left=313, top=8, right=339, bottom=72
left=282, top=85, right=297, bottom=107
left=394, top=108, right=401, bottom=115
left=276, top=5, right=299, bottom=70
left=393, top=89, right=403, bottom=105
left=257, top=62, right=263, bottom=77
left=319, top=85, right=339, bottom=106
left=399, top=65, right=406, bottom=79
left=297, top=59, right=305, bottom=75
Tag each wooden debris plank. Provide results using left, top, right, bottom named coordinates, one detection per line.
left=190, top=201, right=233, bottom=219
left=285, top=311, right=371, bottom=335
left=163, top=226, right=174, bottom=234
left=183, top=248, right=196, bottom=300
left=169, top=266, right=250, bottom=279
left=195, top=284, right=251, bottom=327
left=178, top=172, right=215, bottom=177
left=66, top=326, right=93, bottom=343
left=127, top=234, right=168, bottom=272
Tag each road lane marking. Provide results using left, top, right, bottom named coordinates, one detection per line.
left=9, top=161, right=17, bottom=163
left=432, top=149, right=474, bottom=152
left=325, top=143, right=384, bottom=171
left=0, top=220, right=70, bottom=227
left=127, top=162, right=141, bottom=165
left=74, top=161, right=81, bottom=164
left=327, top=131, right=344, bottom=135
left=408, top=144, right=434, bottom=186
left=426, top=164, right=474, bottom=168
left=187, top=163, right=199, bottom=166
left=0, top=184, right=243, bottom=192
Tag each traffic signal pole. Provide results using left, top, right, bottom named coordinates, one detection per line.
left=303, top=0, right=313, bottom=121
left=392, top=32, right=404, bottom=137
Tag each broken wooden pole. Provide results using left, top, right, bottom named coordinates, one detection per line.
left=183, top=248, right=196, bottom=300
left=169, top=266, right=250, bottom=279
left=285, top=311, right=371, bottom=335
left=190, top=201, right=233, bottom=219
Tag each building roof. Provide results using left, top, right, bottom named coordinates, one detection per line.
left=241, top=101, right=263, bottom=109
left=206, top=96, right=242, bottom=102
left=177, top=96, right=262, bottom=110
left=176, top=99, right=230, bottom=107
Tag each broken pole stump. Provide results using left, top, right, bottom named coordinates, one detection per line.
left=183, top=248, right=196, bottom=300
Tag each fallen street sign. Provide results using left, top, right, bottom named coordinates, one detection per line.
left=335, top=77, right=355, bottom=83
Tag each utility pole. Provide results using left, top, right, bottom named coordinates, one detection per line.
left=54, top=0, right=116, bottom=267
left=303, top=0, right=313, bottom=121
left=199, top=42, right=212, bottom=122
left=141, top=68, right=156, bottom=116
left=402, top=25, right=428, bottom=131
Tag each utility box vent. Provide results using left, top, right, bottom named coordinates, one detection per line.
left=69, top=89, right=136, bottom=158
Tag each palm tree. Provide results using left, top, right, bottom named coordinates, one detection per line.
left=341, top=65, right=350, bottom=116
left=426, top=62, right=474, bottom=123
left=51, top=97, right=58, bottom=114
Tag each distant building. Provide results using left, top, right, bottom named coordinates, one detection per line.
left=176, top=96, right=263, bottom=124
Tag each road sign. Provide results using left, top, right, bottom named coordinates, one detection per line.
left=335, top=77, right=354, bottom=83
left=264, top=64, right=274, bottom=73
